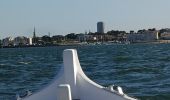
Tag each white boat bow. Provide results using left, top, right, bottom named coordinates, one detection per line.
left=19, top=49, right=137, bottom=100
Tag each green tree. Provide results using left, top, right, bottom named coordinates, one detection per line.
left=52, top=35, right=65, bottom=43
left=42, top=35, right=52, bottom=45
left=65, top=33, right=77, bottom=40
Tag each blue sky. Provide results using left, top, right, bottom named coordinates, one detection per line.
left=1, top=0, right=170, bottom=39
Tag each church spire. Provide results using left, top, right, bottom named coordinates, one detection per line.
left=33, top=27, right=37, bottom=44
left=33, top=27, right=36, bottom=38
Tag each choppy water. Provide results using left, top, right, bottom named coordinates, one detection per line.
left=0, top=44, right=170, bottom=100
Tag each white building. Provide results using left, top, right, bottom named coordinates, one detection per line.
left=127, top=31, right=159, bottom=43
left=29, top=38, right=33, bottom=45
left=2, top=37, right=13, bottom=46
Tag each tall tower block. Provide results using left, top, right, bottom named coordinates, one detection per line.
left=97, top=22, right=104, bottom=33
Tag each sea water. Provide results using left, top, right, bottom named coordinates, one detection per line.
left=0, top=44, right=170, bottom=100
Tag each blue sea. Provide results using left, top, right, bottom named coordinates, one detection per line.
left=0, top=44, right=170, bottom=100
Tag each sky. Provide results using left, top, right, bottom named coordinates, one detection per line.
left=1, top=0, right=170, bottom=39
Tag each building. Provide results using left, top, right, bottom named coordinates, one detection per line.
left=160, top=32, right=170, bottom=40
left=127, top=30, right=159, bottom=43
left=76, top=34, right=89, bottom=42
left=159, top=28, right=170, bottom=40
left=13, top=36, right=30, bottom=46
left=97, top=22, right=104, bottom=33
left=29, top=38, right=33, bottom=45
left=2, top=37, right=13, bottom=46
left=0, top=39, right=2, bottom=47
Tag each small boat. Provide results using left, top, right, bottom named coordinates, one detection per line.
left=17, top=49, right=137, bottom=100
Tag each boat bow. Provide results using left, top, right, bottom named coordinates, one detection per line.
left=20, top=49, right=137, bottom=100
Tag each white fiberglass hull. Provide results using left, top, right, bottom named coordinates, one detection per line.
left=18, top=49, right=137, bottom=100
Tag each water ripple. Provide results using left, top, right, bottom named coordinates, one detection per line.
left=0, top=44, right=170, bottom=100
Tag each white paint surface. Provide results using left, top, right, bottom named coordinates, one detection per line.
left=21, top=49, right=137, bottom=100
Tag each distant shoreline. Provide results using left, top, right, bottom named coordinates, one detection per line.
left=1, top=40, right=170, bottom=49
left=0, top=44, right=80, bottom=48
left=131, top=40, right=170, bottom=44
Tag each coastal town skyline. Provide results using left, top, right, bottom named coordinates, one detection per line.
left=1, top=0, right=170, bottom=39
left=1, top=25, right=170, bottom=48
